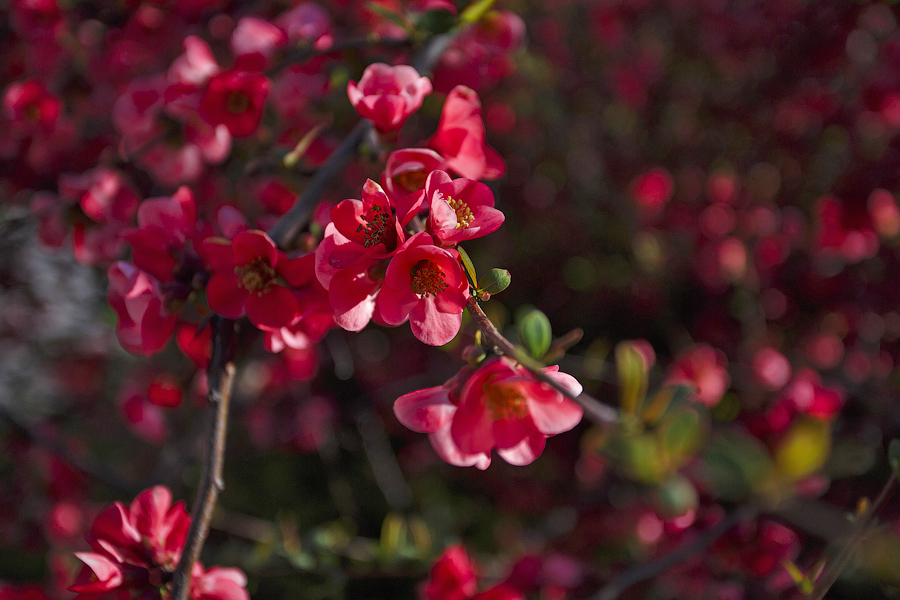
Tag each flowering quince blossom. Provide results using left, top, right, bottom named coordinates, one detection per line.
left=204, top=229, right=310, bottom=330
left=377, top=232, right=469, bottom=346
left=381, top=148, right=449, bottom=202
left=347, top=63, right=433, bottom=133
left=107, top=261, right=179, bottom=356
left=121, top=186, right=210, bottom=298
left=199, top=69, right=270, bottom=137
left=427, top=85, right=505, bottom=180
left=424, top=170, right=505, bottom=247
left=69, top=486, right=249, bottom=600
left=4, top=79, right=61, bottom=134
left=423, top=545, right=524, bottom=600
left=665, top=344, right=730, bottom=407
left=394, top=358, right=584, bottom=469
left=315, top=179, right=416, bottom=331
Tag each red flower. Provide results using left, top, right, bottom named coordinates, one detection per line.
left=381, top=148, right=448, bottom=201
left=424, top=545, right=477, bottom=600
left=347, top=63, right=432, bottom=133
left=424, top=170, right=505, bottom=247
left=428, top=86, right=505, bottom=180
left=665, top=344, right=730, bottom=408
left=394, top=358, right=583, bottom=468
left=204, top=230, right=309, bottom=330
left=69, top=486, right=249, bottom=600
left=377, top=232, right=469, bottom=346
left=4, top=79, right=61, bottom=133
left=199, top=69, right=270, bottom=137
left=107, top=262, right=178, bottom=356
left=315, top=179, right=416, bottom=332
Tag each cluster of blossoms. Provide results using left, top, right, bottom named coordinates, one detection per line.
left=69, top=486, right=248, bottom=600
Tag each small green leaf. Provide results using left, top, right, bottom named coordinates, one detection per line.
left=477, top=268, right=511, bottom=297
left=889, top=439, right=900, bottom=474
left=781, top=559, right=813, bottom=594
left=615, top=342, right=648, bottom=415
left=660, top=408, right=704, bottom=459
left=283, top=121, right=328, bottom=168
left=518, top=308, right=552, bottom=360
left=365, top=2, right=411, bottom=30
left=457, top=246, right=478, bottom=288
left=460, top=0, right=497, bottom=23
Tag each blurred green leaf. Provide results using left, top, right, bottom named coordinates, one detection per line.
left=703, top=431, right=773, bottom=501
left=775, top=418, right=830, bottom=481
left=653, top=474, right=699, bottom=518
left=616, top=342, right=648, bottom=415
left=660, top=407, right=704, bottom=460
left=518, top=308, right=552, bottom=360
left=460, top=0, right=496, bottom=24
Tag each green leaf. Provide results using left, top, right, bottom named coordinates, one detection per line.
left=615, top=342, right=648, bottom=415
left=457, top=246, right=478, bottom=288
left=283, top=121, right=328, bottom=168
left=703, top=431, right=773, bottom=501
left=460, top=0, right=497, bottom=23
left=653, top=474, right=699, bottom=518
left=889, top=439, right=900, bottom=474
left=477, top=268, right=511, bottom=298
left=518, top=308, right=552, bottom=360
left=660, top=407, right=704, bottom=460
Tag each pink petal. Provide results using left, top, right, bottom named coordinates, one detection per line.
left=527, top=396, right=584, bottom=436
left=429, top=426, right=491, bottom=470
left=410, top=297, right=461, bottom=346
left=496, top=433, right=545, bottom=466
left=394, top=387, right=456, bottom=433
left=450, top=393, right=495, bottom=455
left=377, top=281, right=417, bottom=326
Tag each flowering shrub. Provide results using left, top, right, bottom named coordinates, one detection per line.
left=4, top=1, right=900, bottom=600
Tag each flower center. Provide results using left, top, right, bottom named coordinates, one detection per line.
left=226, top=91, right=250, bottom=114
left=446, top=195, right=474, bottom=229
left=395, top=170, right=427, bottom=194
left=235, top=257, right=276, bottom=294
left=410, top=260, right=448, bottom=298
left=484, top=382, right=528, bottom=420
left=357, top=204, right=396, bottom=249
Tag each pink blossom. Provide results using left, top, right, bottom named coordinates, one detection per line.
left=665, top=344, right=730, bottom=407
left=424, top=170, right=504, bottom=247
left=199, top=69, right=270, bottom=137
left=394, top=358, right=584, bottom=468
left=204, top=230, right=309, bottom=330
left=107, top=262, right=178, bottom=356
left=347, top=63, right=432, bottom=133
left=424, top=545, right=477, bottom=600
left=428, top=86, right=505, bottom=180
left=381, top=148, right=448, bottom=201
left=69, top=486, right=249, bottom=600
left=377, top=232, right=469, bottom=346
left=230, top=17, right=287, bottom=69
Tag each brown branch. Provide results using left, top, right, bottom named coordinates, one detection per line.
left=465, top=297, right=619, bottom=427
left=267, top=31, right=459, bottom=250
left=170, top=317, right=237, bottom=600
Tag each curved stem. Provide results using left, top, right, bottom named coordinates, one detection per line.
left=466, top=297, right=619, bottom=427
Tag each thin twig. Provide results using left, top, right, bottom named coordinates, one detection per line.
left=170, top=317, right=237, bottom=600
left=593, top=505, right=757, bottom=600
left=807, top=469, right=899, bottom=600
left=466, top=297, right=619, bottom=427
left=267, top=31, right=462, bottom=250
